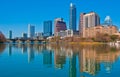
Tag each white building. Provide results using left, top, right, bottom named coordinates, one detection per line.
left=28, top=24, right=35, bottom=38
left=56, top=30, right=74, bottom=38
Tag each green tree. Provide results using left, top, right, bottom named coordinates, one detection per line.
left=110, top=35, right=119, bottom=42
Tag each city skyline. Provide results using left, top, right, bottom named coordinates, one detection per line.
left=0, top=0, right=120, bottom=38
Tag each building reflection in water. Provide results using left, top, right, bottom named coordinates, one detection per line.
left=79, top=45, right=120, bottom=76
left=43, top=45, right=52, bottom=67
left=8, top=44, right=12, bottom=56
left=54, top=45, right=66, bottom=69
left=21, top=44, right=27, bottom=54
left=2, top=43, right=120, bottom=76
left=28, top=44, right=35, bottom=63
left=69, top=53, right=76, bottom=77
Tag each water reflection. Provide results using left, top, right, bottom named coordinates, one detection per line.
left=0, top=44, right=6, bottom=54
left=42, top=46, right=52, bottom=67
left=79, top=45, right=120, bottom=76
left=0, top=44, right=120, bottom=77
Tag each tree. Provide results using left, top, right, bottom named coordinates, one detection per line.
left=0, top=32, right=6, bottom=43
left=95, top=33, right=111, bottom=42
left=110, top=35, right=119, bottom=42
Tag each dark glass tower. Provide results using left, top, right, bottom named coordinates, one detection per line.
left=69, top=3, right=76, bottom=32
left=43, top=21, right=52, bottom=37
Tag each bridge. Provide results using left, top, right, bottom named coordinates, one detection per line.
left=7, top=38, right=45, bottom=44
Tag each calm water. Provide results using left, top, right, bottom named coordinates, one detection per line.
left=0, top=44, right=120, bottom=77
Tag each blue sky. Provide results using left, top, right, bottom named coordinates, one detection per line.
left=0, top=0, right=120, bottom=38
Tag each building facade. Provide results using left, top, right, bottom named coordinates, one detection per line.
left=22, top=33, right=27, bottom=39
left=35, top=32, right=43, bottom=40
left=84, top=25, right=118, bottom=38
left=69, top=3, right=76, bottom=32
left=28, top=24, right=35, bottom=38
left=54, top=18, right=67, bottom=36
left=9, top=30, right=12, bottom=39
left=79, top=12, right=100, bottom=37
left=43, top=21, right=52, bottom=37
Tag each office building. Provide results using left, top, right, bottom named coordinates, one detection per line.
left=79, top=12, right=100, bottom=37
left=22, top=33, right=27, bottom=39
left=104, top=16, right=112, bottom=26
left=9, top=30, right=12, bottom=39
left=28, top=24, right=35, bottom=38
left=84, top=25, right=117, bottom=38
left=43, top=21, right=52, bottom=37
left=69, top=3, right=76, bottom=32
left=35, top=32, right=43, bottom=39
left=54, top=18, right=67, bottom=36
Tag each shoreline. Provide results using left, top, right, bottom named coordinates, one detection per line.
left=68, top=42, right=106, bottom=45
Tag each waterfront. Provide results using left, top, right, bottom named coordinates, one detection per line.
left=0, top=44, right=120, bottom=77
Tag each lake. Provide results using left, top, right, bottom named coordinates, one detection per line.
left=0, top=44, right=120, bottom=77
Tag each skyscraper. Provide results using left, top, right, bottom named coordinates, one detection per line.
left=69, top=3, right=76, bottom=32
left=54, top=18, right=67, bottom=36
left=22, top=33, right=27, bottom=39
left=28, top=24, right=35, bottom=38
left=9, top=30, right=12, bottom=39
left=43, top=21, right=52, bottom=37
left=79, top=12, right=100, bottom=37
left=104, top=16, right=112, bottom=26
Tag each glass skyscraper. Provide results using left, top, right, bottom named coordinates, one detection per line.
left=69, top=3, right=76, bottom=32
left=43, top=21, right=52, bottom=37
left=9, top=30, right=12, bottom=39
left=28, top=24, right=35, bottom=38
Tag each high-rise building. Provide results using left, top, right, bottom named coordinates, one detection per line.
left=22, top=33, right=27, bottom=39
left=43, top=21, right=52, bottom=37
left=54, top=18, right=67, bottom=36
left=28, top=24, right=35, bottom=38
left=9, top=30, right=12, bottom=39
left=69, top=3, right=76, bottom=32
left=104, top=16, right=112, bottom=26
left=79, top=12, right=100, bottom=37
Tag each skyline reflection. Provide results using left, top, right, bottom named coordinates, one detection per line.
left=0, top=44, right=120, bottom=77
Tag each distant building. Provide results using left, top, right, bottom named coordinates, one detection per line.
left=103, top=16, right=112, bottom=26
left=35, top=32, right=43, bottom=39
left=56, top=30, right=76, bottom=37
left=43, top=21, right=52, bottom=37
left=9, top=30, right=12, bottom=39
left=22, top=33, right=27, bottom=39
left=28, top=24, right=35, bottom=38
left=69, top=3, right=76, bottom=32
left=79, top=12, right=100, bottom=37
left=84, top=25, right=118, bottom=38
left=54, top=18, right=67, bottom=36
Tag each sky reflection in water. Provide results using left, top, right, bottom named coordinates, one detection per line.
left=0, top=44, right=120, bottom=77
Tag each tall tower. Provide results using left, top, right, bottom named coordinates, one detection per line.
left=43, top=21, right=52, bottom=37
left=9, top=30, right=12, bottom=39
left=28, top=24, right=35, bottom=38
left=69, top=3, right=76, bottom=32
left=79, top=13, right=86, bottom=37
left=79, top=12, right=100, bottom=37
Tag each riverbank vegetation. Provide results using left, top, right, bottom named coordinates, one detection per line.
left=0, top=33, right=6, bottom=43
left=48, top=33, right=120, bottom=45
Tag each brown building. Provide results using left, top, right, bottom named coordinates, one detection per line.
left=83, top=25, right=118, bottom=38
left=54, top=18, right=67, bottom=36
left=79, top=12, right=100, bottom=37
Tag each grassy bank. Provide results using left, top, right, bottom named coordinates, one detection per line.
left=69, top=42, right=106, bottom=45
